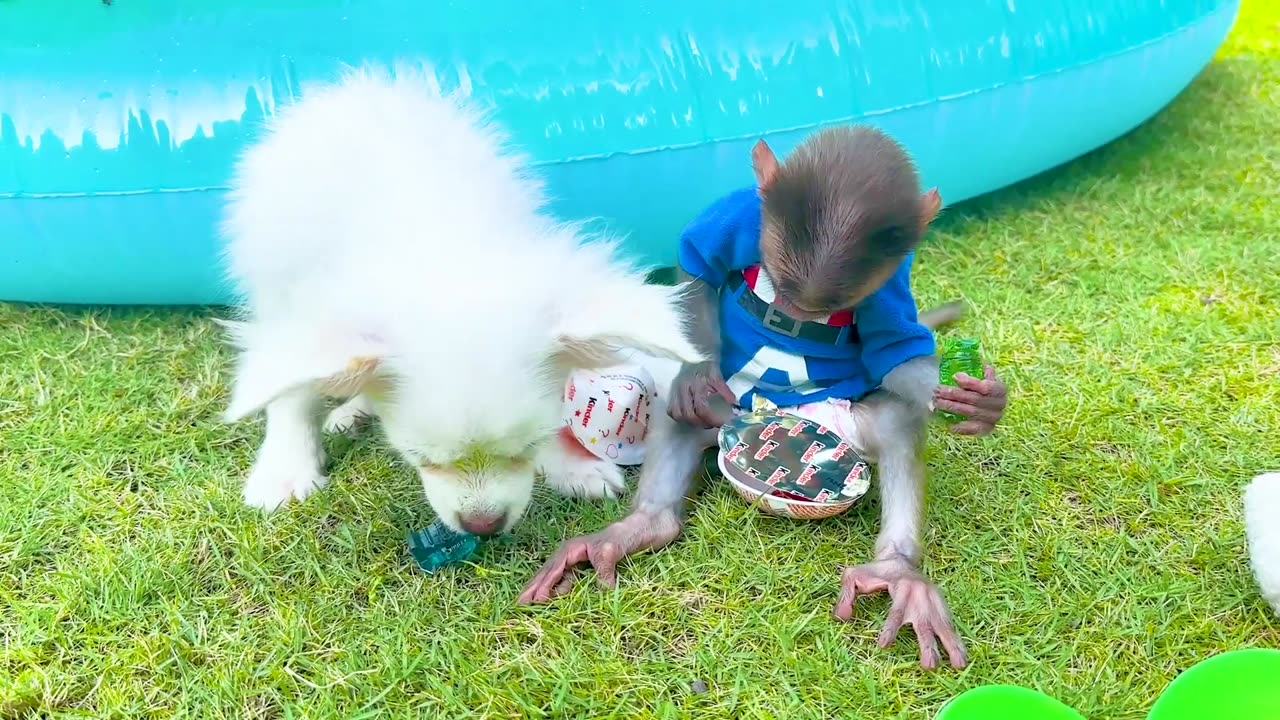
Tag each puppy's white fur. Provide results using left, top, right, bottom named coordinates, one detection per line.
left=1245, top=472, right=1280, bottom=616
left=219, top=63, right=703, bottom=531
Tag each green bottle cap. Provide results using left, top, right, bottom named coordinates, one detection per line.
left=407, top=518, right=483, bottom=573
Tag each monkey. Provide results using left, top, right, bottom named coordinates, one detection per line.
left=518, top=125, right=1009, bottom=671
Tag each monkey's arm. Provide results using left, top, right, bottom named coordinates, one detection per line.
left=522, top=190, right=768, bottom=603
left=518, top=405, right=717, bottom=604
left=519, top=294, right=720, bottom=603
left=667, top=203, right=755, bottom=426
left=672, top=188, right=766, bottom=364
left=676, top=268, right=723, bottom=361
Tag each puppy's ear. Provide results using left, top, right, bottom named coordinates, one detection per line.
left=218, top=319, right=390, bottom=422
left=549, top=276, right=706, bottom=372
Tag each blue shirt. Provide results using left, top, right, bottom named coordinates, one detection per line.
left=676, top=186, right=935, bottom=408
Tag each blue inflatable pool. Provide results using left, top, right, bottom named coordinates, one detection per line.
left=0, top=0, right=1241, bottom=306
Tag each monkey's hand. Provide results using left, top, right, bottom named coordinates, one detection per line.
left=667, top=361, right=737, bottom=429
left=933, top=365, right=1007, bottom=436
left=517, top=510, right=682, bottom=604
left=833, top=556, right=967, bottom=670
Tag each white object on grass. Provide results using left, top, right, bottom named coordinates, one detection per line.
left=1244, top=472, right=1280, bottom=616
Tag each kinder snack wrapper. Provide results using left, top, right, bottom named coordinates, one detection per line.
left=718, top=409, right=872, bottom=505
left=562, top=364, right=656, bottom=466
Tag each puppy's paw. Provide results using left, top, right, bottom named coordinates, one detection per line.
left=242, top=454, right=329, bottom=512
left=544, top=457, right=628, bottom=500
left=323, top=394, right=374, bottom=435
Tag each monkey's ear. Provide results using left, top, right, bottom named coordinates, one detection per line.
left=752, top=139, right=780, bottom=194
left=919, top=188, right=943, bottom=232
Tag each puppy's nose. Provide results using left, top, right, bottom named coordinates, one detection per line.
left=458, top=512, right=506, bottom=536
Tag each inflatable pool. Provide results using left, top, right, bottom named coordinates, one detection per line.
left=0, top=0, right=1241, bottom=306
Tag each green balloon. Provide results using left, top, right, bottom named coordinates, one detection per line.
left=935, top=649, right=1280, bottom=720
left=935, top=685, right=1084, bottom=720
left=1146, top=648, right=1280, bottom=720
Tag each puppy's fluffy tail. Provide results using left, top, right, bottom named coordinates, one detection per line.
left=919, top=300, right=967, bottom=332
left=1245, top=472, right=1280, bottom=617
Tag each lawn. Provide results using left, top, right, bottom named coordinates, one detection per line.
left=2, top=5, right=1278, bottom=719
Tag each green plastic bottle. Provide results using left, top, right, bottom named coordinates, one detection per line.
left=937, top=337, right=984, bottom=423
left=407, top=519, right=482, bottom=573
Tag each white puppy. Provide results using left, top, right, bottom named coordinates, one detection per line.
left=218, top=64, right=703, bottom=535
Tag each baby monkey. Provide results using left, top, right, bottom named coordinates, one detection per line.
left=520, top=126, right=1008, bottom=670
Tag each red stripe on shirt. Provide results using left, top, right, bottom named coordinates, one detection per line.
left=826, top=308, right=853, bottom=326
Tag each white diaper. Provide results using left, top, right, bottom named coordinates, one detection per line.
left=561, top=364, right=656, bottom=465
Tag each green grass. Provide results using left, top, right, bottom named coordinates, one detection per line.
left=3, top=5, right=1279, bottom=718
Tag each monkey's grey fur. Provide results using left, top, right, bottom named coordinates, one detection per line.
left=762, top=127, right=928, bottom=313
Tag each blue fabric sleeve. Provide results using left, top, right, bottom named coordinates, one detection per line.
left=675, top=187, right=762, bottom=289
left=854, top=254, right=937, bottom=385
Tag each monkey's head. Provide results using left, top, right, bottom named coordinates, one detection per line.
left=752, top=126, right=942, bottom=322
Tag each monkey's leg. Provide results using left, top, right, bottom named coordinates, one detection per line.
left=518, top=411, right=717, bottom=604
left=831, top=360, right=968, bottom=670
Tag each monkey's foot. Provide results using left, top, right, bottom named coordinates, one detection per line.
left=832, top=557, right=968, bottom=670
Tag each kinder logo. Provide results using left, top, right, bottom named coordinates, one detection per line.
left=765, top=466, right=791, bottom=486
left=753, top=440, right=780, bottom=461
left=786, top=420, right=810, bottom=437
left=817, top=424, right=829, bottom=434
left=725, top=441, right=750, bottom=463
left=800, top=441, right=825, bottom=463
left=831, top=442, right=852, bottom=460
left=815, top=488, right=834, bottom=502
left=843, top=462, right=867, bottom=486
left=759, top=422, right=782, bottom=440
left=580, top=396, right=598, bottom=427
left=796, top=463, right=820, bottom=487
left=562, top=365, right=655, bottom=466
